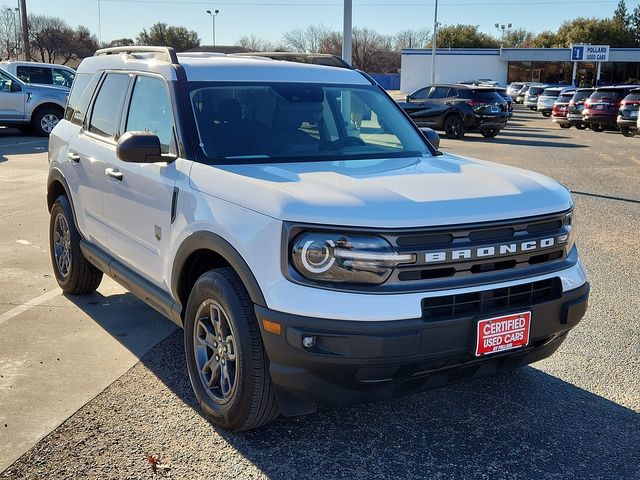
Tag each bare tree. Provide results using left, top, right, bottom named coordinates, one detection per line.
left=237, top=34, right=274, bottom=52
left=0, top=7, right=21, bottom=60
left=28, top=14, right=98, bottom=64
left=352, top=27, right=397, bottom=72
left=394, top=28, right=431, bottom=50
left=282, top=24, right=331, bottom=53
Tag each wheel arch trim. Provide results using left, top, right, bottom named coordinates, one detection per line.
left=171, top=231, right=267, bottom=309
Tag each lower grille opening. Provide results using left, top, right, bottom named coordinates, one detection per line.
left=398, top=267, right=456, bottom=281
left=421, top=278, right=562, bottom=322
left=529, top=250, right=563, bottom=265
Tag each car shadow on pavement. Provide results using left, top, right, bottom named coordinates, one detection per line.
left=0, top=132, right=48, bottom=164
left=133, top=330, right=638, bottom=480
left=459, top=136, right=587, bottom=149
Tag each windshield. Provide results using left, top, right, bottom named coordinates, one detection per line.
left=189, top=83, right=429, bottom=163
left=528, top=87, right=545, bottom=95
left=557, top=93, right=573, bottom=102
left=542, top=89, right=561, bottom=97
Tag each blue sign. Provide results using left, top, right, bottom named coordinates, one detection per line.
left=571, top=45, right=584, bottom=61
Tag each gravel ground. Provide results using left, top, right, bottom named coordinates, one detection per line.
left=2, top=107, right=639, bottom=479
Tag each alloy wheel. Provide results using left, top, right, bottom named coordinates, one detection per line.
left=193, top=299, right=238, bottom=402
left=53, top=212, right=71, bottom=278
left=41, top=114, right=59, bottom=134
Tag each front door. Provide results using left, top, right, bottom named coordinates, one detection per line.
left=0, top=70, right=25, bottom=121
left=101, top=74, right=179, bottom=290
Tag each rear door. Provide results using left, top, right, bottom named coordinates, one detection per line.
left=101, top=73, right=180, bottom=289
left=0, top=70, right=25, bottom=121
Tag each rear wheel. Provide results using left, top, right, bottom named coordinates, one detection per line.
left=542, top=112, right=551, bottom=117
left=31, top=106, right=63, bottom=136
left=575, top=124, right=587, bottom=130
left=442, top=114, right=465, bottom=139
left=559, top=124, right=571, bottom=129
left=620, top=127, right=635, bottom=137
left=49, top=196, right=103, bottom=294
left=184, top=268, right=279, bottom=431
left=480, top=129, right=500, bottom=138
left=592, top=124, right=605, bottom=132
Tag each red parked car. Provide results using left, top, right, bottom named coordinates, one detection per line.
left=582, top=86, right=640, bottom=132
left=551, top=91, right=576, bottom=128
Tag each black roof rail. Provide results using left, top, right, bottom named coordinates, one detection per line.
left=94, top=46, right=179, bottom=65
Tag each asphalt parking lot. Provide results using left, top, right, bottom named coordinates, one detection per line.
left=1, top=107, right=639, bottom=479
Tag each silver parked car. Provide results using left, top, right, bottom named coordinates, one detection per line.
left=538, top=87, right=575, bottom=117
left=524, top=85, right=547, bottom=110
left=0, top=68, right=67, bottom=135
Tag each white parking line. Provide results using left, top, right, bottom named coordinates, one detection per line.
left=0, top=139, right=48, bottom=149
left=0, top=289, right=60, bottom=327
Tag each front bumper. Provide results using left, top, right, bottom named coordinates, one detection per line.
left=257, top=282, right=589, bottom=415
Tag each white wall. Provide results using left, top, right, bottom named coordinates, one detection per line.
left=401, top=49, right=508, bottom=93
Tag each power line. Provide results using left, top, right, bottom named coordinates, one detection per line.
left=98, top=0, right=622, bottom=5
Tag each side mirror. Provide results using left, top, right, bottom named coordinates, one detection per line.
left=10, top=81, right=21, bottom=92
left=405, top=95, right=411, bottom=102
left=420, top=127, right=440, bottom=150
left=117, top=131, right=164, bottom=163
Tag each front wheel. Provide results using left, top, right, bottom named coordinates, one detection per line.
left=575, top=124, right=587, bottom=130
left=31, top=106, right=63, bottom=136
left=542, top=112, right=551, bottom=117
left=480, top=129, right=500, bottom=138
left=620, top=127, right=635, bottom=137
left=559, top=124, right=572, bottom=129
left=184, top=268, right=279, bottom=431
left=592, top=124, right=605, bottom=132
left=443, top=115, right=465, bottom=139
left=49, top=196, right=103, bottom=294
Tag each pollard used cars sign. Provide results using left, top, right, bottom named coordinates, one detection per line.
left=571, top=44, right=610, bottom=62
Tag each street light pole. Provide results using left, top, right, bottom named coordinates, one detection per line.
left=430, top=0, right=438, bottom=85
left=342, top=0, right=352, bottom=65
left=206, top=9, right=219, bottom=51
left=18, top=0, right=29, bottom=61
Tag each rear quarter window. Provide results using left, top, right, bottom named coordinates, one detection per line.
left=64, top=73, right=102, bottom=126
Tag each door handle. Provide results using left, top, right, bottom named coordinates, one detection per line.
left=105, top=168, right=124, bottom=181
left=67, top=151, right=80, bottom=162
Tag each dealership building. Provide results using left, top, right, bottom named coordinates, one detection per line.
left=400, top=47, right=640, bottom=93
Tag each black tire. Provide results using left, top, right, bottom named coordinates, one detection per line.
left=31, top=106, right=63, bottom=136
left=559, top=124, right=572, bottom=129
left=621, top=127, right=635, bottom=137
left=184, top=268, right=279, bottom=431
left=576, top=123, right=587, bottom=130
left=480, top=129, right=500, bottom=138
left=442, top=114, right=465, bottom=139
left=592, top=124, right=605, bottom=132
left=542, top=112, right=551, bottom=117
left=49, top=196, right=103, bottom=294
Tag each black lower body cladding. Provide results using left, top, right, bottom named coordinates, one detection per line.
left=256, top=282, right=589, bottom=415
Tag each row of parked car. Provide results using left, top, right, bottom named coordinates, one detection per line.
left=508, top=82, right=640, bottom=136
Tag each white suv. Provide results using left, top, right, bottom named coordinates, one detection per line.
left=48, top=47, right=590, bottom=431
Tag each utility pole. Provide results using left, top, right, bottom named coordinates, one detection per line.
left=430, top=0, right=438, bottom=85
left=18, top=0, right=29, bottom=61
left=342, top=0, right=352, bottom=65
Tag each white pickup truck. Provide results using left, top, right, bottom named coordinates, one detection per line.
left=47, top=47, right=589, bottom=431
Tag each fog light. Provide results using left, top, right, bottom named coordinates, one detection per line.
left=302, top=336, right=316, bottom=349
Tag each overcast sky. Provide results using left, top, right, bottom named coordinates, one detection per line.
left=5, top=0, right=639, bottom=45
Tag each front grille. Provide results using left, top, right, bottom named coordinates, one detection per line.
left=421, top=278, right=562, bottom=322
left=384, top=212, right=570, bottom=285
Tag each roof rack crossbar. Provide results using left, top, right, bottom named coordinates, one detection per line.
left=94, top=46, right=179, bottom=65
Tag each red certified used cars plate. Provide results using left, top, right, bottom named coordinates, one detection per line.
left=476, top=311, right=531, bottom=356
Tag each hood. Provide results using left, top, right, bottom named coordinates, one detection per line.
left=189, top=154, right=573, bottom=228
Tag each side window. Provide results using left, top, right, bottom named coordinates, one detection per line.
left=428, top=87, right=450, bottom=99
left=125, top=76, right=175, bottom=154
left=65, top=73, right=101, bottom=125
left=52, top=68, right=75, bottom=88
left=89, top=73, right=130, bottom=139
left=27, top=66, right=53, bottom=85
left=410, top=88, right=428, bottom=101
left=0, top=70, right=17, bottom=92
left=16, top=66, right=29, bottom=83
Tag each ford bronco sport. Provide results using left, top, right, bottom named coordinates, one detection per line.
left=47, top=47, right=589, bottom=431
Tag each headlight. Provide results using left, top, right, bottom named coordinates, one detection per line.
left=557, top=210, right=575, bottom=251
left=291, top=232, right=415, bottom=285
